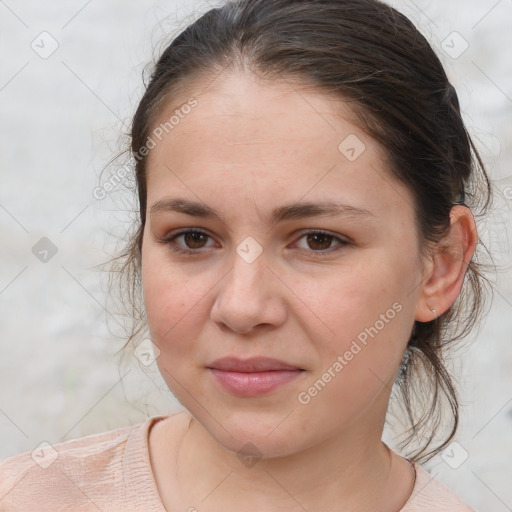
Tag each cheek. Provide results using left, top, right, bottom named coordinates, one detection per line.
left=296, top=252, right=410, bottom=341
left=297, top=250, right=416, bottom=383
left=141, top=246, right=208, bottom=350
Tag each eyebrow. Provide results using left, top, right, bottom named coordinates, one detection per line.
left=149, top=197, right=375, bottom=227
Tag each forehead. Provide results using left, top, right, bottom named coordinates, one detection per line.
left=147, top=72, right=363, bottom=169
left=144, top=71, right=413, bottom=222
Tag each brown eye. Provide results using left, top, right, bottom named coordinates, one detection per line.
left=160, top=229, right=215, bottom=255
left=305, top=232, right=334, bottom=250
left=182, top=231, right=209, bottom=249
left=294, top=230, right=349, bottom=255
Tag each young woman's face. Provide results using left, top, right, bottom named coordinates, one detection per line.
left=141, top=71, right=426, bottom=457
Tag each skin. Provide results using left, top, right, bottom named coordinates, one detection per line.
left=140, top=71, right=477, bottom=511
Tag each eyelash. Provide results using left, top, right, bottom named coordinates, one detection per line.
left=159, top=228, right=350, bottom=257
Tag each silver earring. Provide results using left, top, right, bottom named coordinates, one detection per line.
left=395, top=348, right=412, bottom=386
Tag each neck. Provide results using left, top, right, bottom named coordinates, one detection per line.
left=173, top=397, right=397, bottom=510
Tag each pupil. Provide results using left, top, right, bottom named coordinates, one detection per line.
left=185, top=232, right=206, bottom=248
left=308, top=233, right=331, bottom=250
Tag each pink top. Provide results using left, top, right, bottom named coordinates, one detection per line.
left=0, top=415, right=477, bottom=511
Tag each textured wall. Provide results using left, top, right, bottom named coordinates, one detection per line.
left=0, top=1, right=510, bottom=510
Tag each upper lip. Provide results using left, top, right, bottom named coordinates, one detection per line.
left=207, top=357, right=303, bottom=372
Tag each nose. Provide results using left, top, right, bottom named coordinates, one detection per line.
left=210, top=248, right=287, bottom=334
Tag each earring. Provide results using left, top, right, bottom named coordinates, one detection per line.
left=395, top=348, right=412, bottom=386
left=429, top=305, right=437, bottom=319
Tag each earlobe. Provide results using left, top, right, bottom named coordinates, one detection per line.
left=414, top=205, right=477, bottom=322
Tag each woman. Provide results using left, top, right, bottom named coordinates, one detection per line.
left=0, top=0, right=492, bottom=510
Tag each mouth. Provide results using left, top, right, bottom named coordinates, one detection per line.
left=206, top=356, right=305, bottom=397
left=207, top=356, right=304, bottom=373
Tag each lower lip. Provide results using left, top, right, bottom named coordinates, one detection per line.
left=208, top=368, right=304, bottom=397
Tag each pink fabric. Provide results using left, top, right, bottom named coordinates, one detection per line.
left=0, top=415, right=477, bottom=511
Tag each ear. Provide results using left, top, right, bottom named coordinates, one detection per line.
left=414, top=205, right=478, bottom=322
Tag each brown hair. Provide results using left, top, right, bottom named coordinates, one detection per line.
left=105, top=0, right=494, bottom=463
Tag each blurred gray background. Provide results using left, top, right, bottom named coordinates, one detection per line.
left=0, top=0, right=511, bottom=510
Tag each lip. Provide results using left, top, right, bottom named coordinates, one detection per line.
left=207, top=356, right=303, bottom=373
left=206, top=357, right=305, bottom=397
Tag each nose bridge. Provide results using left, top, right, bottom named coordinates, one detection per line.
left=211, top=239, right=286, bottom=333
left=225, top=239, right=268, bottom=297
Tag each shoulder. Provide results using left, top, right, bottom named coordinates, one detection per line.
left=401, top=462, right=477, bottom=512
left=0, top=417, right=158, bottom=511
